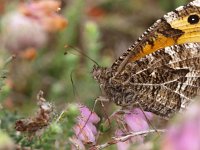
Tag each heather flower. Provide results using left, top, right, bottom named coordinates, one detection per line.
left=116, top=108, right=153, bottom=150
left=72, top=105, right=100, bottom=149
left=125, top=108, right=153, bottom=132
left=19, top=0, right=67, bottom=32
left=115, top=129, right=130, bottom=150
left=162, top=101, right=200, bottom=150
left=1, top=0, right=67, bottom=54
left=70, top=137, right=86, bottom=150
left=1, top=12, right=47, bottom=53
left=74, top=120, right=97, bottom=144
left=79, top=105, right=100, bottom=124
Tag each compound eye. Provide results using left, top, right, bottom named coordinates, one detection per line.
left=188, top=14, right=200, bottom=24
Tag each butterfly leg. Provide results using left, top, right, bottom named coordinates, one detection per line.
left=96, top=96, right=109, bottom=102
left=77, top=97, right=109, bottom=137
left=134, top=101, right=161, bottom=135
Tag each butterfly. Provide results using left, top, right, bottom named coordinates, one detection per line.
left=92, top=0, right=200, bottom=118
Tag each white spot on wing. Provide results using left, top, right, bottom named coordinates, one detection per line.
left=184, top=43, right=199, bottom=55
left=186, top=71, right=200, bottom=77
left=164, top=11, right=179, bottom=23
left=150, top=71, right=156, bottom=78
left=191, top=0, right=200, bottom=7
left=164, top=46, right=176, bottom=56
left=184, top=43, right=198, bottom=49
left=164, top=0, right=200, bottom=23
left=181, top=84, right=187, bottom=91
left=164, top=46, right=181, bottom=63
left=175, top=83, right=181, bottom=93
left=176, top=6, right=184, bottom=11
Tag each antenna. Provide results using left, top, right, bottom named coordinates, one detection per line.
left=70, top=70, right=80, bottom=100
left=64, top=45, right=99, bottom=66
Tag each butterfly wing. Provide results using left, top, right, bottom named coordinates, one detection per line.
left=117, top=43, right=200, bottom=118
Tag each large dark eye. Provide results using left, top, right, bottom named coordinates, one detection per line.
left=188, top=14, right=200, bottom=24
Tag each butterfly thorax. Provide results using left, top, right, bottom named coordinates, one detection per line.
left=92, top=65, right=111, bottom=85
left=92, top=65, right=116, bottom=99
left=93, top=65, right=137, bottom=107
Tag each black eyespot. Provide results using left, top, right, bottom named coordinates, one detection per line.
left=188, top=14, right=200, bottom=24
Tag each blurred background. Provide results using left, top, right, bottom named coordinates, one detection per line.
left=0, top=0, right=191, bottom=149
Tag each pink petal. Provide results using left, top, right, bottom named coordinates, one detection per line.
left=74, top=119, right=96, bottom=144
left=87, top=122, right=98, bottom=135
left=164, top=122, right=200, bottom=150
left=131, top=108, right=153, bottom=121
left=124, top=113, right=149, bottom=132
left=71, top=137, right=86, bottom=150
left=79, top=105, right=100, bottom=124
left=2, top=13, right=47, bottom=52
left=162, top=103, right=200, bottom=150
left=115, top=130, right=130, bottom=150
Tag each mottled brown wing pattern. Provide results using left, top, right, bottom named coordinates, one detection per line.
left=117, top=43, right=200, bottom=117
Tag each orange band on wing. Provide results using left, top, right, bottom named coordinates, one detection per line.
left=129, top=34, right=176, bottom=62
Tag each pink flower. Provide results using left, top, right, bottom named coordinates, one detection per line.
left=130, top=108, right=153, bottom=121
left=116, top=108, right=153, bottom=150
left=70, top=137, right=86, bottom=150
left=79, top=105, right=100, bottom=124
left=115, top=130, right=130, bottom=150
left=73, top=105, right=100, bottom=146
left=125, top=108, right=152, bottom=132
left=162, top=102, right=200, bottom=150
left=1, top=0, right=67, bottom=53
left=19, top=0, right=67, bottom=32
left=74, top=120, right=97, bottom=144
left=2, top=12, right=47, bottom=53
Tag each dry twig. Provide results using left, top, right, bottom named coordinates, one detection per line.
left=92, top=129, right=166, bottom=150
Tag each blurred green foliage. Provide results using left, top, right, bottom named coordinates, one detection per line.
left=159, top=0, right=189, bottom=11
